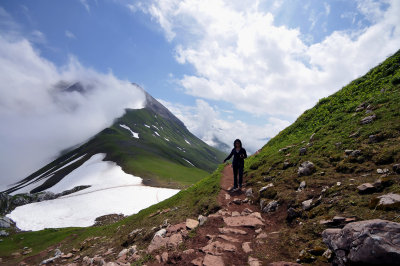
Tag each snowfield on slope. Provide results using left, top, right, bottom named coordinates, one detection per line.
left=7, top=154, right=179, bottom=231
left=119, top=124, right=139, bottom=138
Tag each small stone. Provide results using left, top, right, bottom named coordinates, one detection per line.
left=242, top=242, right=252, bottom=253
left=322, top=249, right=332, bottom=259
left=232, top=198, right=242, bottom=205
left=377, top=168, right=389, bottom=174
left=225, top=194, right=231, bottom=200
left=357, top=183, right=376, bottom=194
left=186, top=218, right=199, bottom=230
left=245, top=188, right=253, bottom=197
left=298, top=161, right=316, bottom=176
left=259, top=183, right=274, bottom=193
left=262, top=200, right=279, bottom=213
left=302, top=199, right=313, bottom=211
left=286, top=207, right=300, bottom=222
left=198, top=215, right=207, bottom=226
left=297, top=181, right=306, bottom=191
left=161, top=252, right=168, bottom=263
left=183, top=249, right=195, bottom=255
left=231, top=211, right=240, bottom=217
left=337, top=182, right=341, bottom=186
left=299, top=147, right=307, bottom=156
left=154, top=228, right=167, bottom=238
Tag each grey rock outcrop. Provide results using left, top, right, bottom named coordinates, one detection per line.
left=323, top=219, right=400, bottom=265
left=298, top=161, right=316, bottom=176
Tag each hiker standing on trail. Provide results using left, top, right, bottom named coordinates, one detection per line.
left=224, top=139, right=247, bottom=192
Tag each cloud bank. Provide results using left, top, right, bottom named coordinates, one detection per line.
left=0, top=35, right=145, bottom=188
left=130, top=0, right=400, bottom=147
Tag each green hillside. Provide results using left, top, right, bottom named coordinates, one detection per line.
left=243, top=49, right=400, bottom=262
left=1, top=50, right=399, bottom=265
left=5, top=94, right=226, bottom=194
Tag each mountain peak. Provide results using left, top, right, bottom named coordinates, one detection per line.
left=133, top=83, right=185, bottom=127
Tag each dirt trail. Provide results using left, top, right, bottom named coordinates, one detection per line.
left=148, top=164, right=289, bottom=266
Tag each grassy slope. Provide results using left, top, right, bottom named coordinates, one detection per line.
left=0, top=165, right=224, bottom=264
left=244, top=49, right=400, bottom=262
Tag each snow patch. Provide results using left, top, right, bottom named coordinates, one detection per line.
left=7, top=154, right=179, bottom=230
left=182, top=158, right=195, bottom=167
left=184, top=139, right=191, bottom=145
left=119, top=124, right=139, bottom=138
left=154, top=131, right=160, bottom=137
left=152, top=125, right=160, bottom=131
left=164, top=137, right=170, bottom=142
left=144, top=124, right=150, bottom=128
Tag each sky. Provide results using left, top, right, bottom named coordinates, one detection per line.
left=0, top=0, right=399, bottom=185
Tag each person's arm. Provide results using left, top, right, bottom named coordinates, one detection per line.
left=224, top=150, right=234, bottom=163
left=242, top=149, right=247, bottom=159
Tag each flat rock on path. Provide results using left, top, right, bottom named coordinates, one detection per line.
left=223, top=216, right=264, bottom=227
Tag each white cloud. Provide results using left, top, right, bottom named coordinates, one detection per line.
left=134, top=0, right=400, bottom=120
left=65, top=30, right=76, bottom=39
left=79, top=0, right=90, bottom=12
left=0, top=35, right=145, bottom=188
left=159, top=99, right=290, bottom=153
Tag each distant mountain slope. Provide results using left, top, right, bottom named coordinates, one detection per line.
left=4, top=87, right=226, bottom=194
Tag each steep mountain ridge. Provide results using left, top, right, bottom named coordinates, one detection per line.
left=1, top=50, right=399, bottom=265
left=3, top=87, right=226, bottom=195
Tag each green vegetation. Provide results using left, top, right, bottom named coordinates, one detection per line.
left=244, top=49, right=400, bottom=263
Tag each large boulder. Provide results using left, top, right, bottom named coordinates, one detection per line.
left=298, top=161, right=316, bottom=176
left=322, top=219, right=400, bottom=265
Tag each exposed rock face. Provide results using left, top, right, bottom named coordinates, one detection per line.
left=322, top=219, right=400, bottom=265
left=360, top=114, right=376, bottom=124
left=298, top=161, right=316, bottom=176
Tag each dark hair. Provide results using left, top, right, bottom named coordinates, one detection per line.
left=233, top=139, right=242, bottom=148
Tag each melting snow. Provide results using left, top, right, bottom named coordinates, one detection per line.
left=119, top=124, right=139, bottom=138
left=184, top=139, right=191, bottom=145
left=164, top=138, right=170, bottom=142
left=182, top=158, right=195, bottom=167
left=154, top=131, right=160, bottom=137
left=7, top=154, right=179, bottom=231
left=144, top=124, right=150, bottom=128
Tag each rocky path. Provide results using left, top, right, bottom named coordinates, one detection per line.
left=146, top=165, right=293, bottom=266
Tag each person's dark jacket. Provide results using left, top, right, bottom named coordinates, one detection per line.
left=224, top=148, right=247, bottom=168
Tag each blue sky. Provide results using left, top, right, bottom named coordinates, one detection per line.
left=0, top=0, right=399, bottom=183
